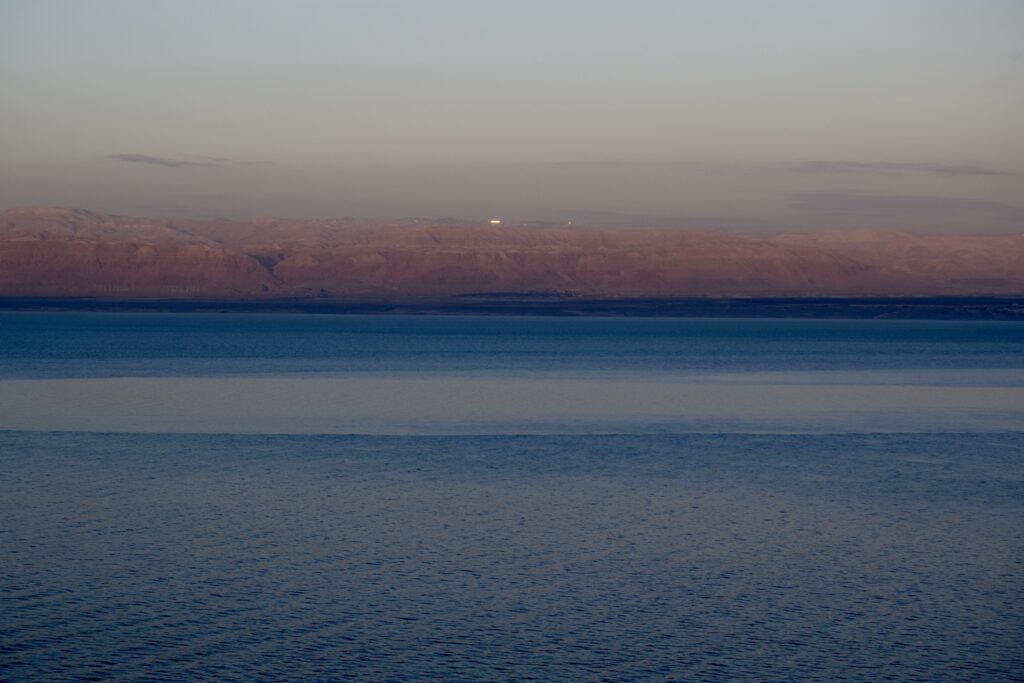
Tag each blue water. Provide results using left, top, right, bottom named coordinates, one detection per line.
left=2, top=312, right=1023, bottom=378
left=1, top=313, right=1022, bottom=680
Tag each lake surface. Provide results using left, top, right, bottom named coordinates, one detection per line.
left=1, top=313, right=1022, bottom=680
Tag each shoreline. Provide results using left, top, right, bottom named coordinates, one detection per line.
left=1, top=295, right=1023, bottom=320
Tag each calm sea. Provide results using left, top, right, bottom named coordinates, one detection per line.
left=1, top=312, right=1022, bottom=680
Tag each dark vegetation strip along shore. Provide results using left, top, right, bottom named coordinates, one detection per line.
left=2, top=296, right=1023, bottom=320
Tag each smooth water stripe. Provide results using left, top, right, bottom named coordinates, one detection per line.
left=2, top=314, right=1022, bottom=433
left=2, top=373, right=1022, bottom=434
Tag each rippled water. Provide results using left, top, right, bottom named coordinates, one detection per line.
left=1, top=313, right=1022, bottom=680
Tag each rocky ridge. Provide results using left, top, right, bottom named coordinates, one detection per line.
left=2, top=207, right=1022, bottom=298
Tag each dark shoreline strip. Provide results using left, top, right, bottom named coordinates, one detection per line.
left=1, top=296, right=1023, bottom=320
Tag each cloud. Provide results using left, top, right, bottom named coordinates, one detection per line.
left=541, top=159, right=1014, bottom=179
left=545, top=160, right=630, bottom=167
left=792, top=190, right=1024, bottom=220
left=543, top=160, right=723, bottom=172
left=788, top=160, right=1013, bottom=177
left=106, top=154, right=215, bottom=167
left=106, top=154, right=271, bottom=168
left=201, top=156, right=272, bottom=166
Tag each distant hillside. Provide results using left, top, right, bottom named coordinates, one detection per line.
left=2, top=206, right=1022, bottom=298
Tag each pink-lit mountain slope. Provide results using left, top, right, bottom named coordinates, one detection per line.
left=2, top=207, right=1022, bottom=298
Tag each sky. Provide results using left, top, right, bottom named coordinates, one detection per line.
left=1, top=0, right=1021, bottom=232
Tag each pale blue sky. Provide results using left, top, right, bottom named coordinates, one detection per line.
left=1, top=0, right=1021, bottom=230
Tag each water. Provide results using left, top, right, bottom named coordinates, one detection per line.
left=3, top=312, right=1024, bottom=380
left=1, top=313, right=1022, bottom=680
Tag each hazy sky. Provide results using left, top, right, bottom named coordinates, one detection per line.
left=2, top=0, right=1021, bottom=231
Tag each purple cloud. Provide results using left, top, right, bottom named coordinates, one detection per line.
left=788, top=160, right=1013, bottom=177
left=107, top=154, right=270, bottom=168
left=792, top=190, right=1024, bottom=220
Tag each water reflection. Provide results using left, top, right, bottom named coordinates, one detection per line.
left=1, top=371, right=1022, bottom=434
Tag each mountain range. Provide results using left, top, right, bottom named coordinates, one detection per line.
left=2, top=206, right=1022, bottom=299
